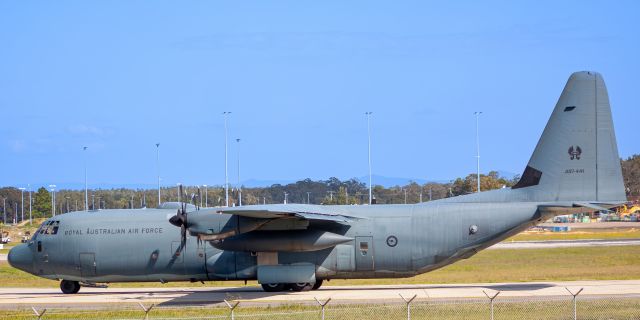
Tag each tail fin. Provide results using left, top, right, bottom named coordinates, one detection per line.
left=512, top=71, right=626, bottom=202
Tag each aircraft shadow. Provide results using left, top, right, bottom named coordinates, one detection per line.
left=156, top=283, right=556, bottom=306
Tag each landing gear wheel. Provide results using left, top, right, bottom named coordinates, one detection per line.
left=289, top=282, right=313, bottom=292
left=311, top=279, right=323, bottom=290
left=261, top=283, right=286, bottom=292
left=60, top=280, right=80, bottom=294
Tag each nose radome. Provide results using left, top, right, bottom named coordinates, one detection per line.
left=7, top=244, right=33, bottom=273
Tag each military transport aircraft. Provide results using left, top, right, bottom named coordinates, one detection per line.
left=8, top=71, right=627, bottom=294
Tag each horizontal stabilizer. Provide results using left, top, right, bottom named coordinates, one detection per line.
left=538, top=201, right=625, bottom=216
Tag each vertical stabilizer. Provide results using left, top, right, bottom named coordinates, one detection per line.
left=512, top=71, right=626, bottom=202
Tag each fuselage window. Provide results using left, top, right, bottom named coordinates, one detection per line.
left=359, top=241, right=369, bottom=256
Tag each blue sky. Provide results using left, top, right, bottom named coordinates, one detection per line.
left=1, top=1, right=638, bottom=188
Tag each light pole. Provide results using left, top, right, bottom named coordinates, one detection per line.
left=83, top=146, right=88, bottom=211
left=474, top=111, right=482, bottom=193
left=365, top=112, right=373, bottom=205
left=19, top=187, right=25, bottom=223
left=223, top=112, right=231, bottom=207
left=91, top=194, right=95, bottom=211
left=156, top=143, right=161, bottom=206
left=49, top=185, right=56, bottom=217
left=284, top=192, right=288, bottom=204
left=236, top=138, right=242, bottom=206
left=307, top=192, right=311, bottom=204
left=28, top=184, right=32, bottom=225
left=65, top=196, right=70, bottom=213
left=203, top=185, right=208, bottom=207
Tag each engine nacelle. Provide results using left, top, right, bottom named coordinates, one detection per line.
left=211, top=230, right=353, bottom=252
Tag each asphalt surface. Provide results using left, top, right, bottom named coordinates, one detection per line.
left=488, top=238, right=640, bottom=249
left=539, top=222, right=640, bottom=229
left=1, top=280, right=639, bottom=309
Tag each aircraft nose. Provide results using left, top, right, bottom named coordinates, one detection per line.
left=7, top=244, right=33, bottom=273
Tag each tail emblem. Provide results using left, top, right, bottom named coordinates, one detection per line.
left=568, top=146, right=582, bottom=160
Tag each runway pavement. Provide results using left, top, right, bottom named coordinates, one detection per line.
left=488, top=238, right=640, bottom=249
left=1, top=280, right=639, bottom=309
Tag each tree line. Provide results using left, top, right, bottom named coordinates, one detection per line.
left=1, top=155, right=638, bottom=224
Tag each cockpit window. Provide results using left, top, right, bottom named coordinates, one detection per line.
left=32, top=224, right=44, bottom=240
left=39, top=221, right=50, bottom=234
left=51, top=221, right=60, bottom=235
left=39, top=220, right=60, bottom=235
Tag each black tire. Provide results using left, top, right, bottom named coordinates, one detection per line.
left=261, top=283, right=286, bottom=292
left=289, top=282, right=313, bottom=292
left=311, top=279, right=323, bottom=290
left=60, top=280, right=80, bottom=294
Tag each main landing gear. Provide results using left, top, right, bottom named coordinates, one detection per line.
left=261, top=279, right=323, bottom=292
left=60, top=280, right=81, bottom=294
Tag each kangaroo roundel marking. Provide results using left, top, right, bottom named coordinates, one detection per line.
left=386, top=235, right=398, bottom=247
left=568, top=146, right=582, bottom=160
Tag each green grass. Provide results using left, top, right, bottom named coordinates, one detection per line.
left=2, top=246, right=640, bottom=288
left=0, top=298, right=639, bottom=319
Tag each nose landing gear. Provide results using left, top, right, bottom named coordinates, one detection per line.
left=60, top=280, right=80, bottom=294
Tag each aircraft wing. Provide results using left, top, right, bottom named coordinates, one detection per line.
left=216, top=204, right=363, bottom=223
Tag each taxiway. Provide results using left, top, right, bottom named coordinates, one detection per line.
left=1, top=280, right=639, bottom=309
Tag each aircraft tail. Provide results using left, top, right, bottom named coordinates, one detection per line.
left=512, top=71, right=626, bottom=202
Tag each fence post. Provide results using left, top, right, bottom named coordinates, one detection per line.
left=138, top=302, right=155, bottom=320
left=31, top=307, right=47, bottom=320
left=565, top=287, right=583, bottom=320
left=482, top=290, right=500, bottom=320
left=224, top=299, right=240, bottom=320
left=399, top=294, right=417, bottom=320
left=314, top=297, right=331, bottom=320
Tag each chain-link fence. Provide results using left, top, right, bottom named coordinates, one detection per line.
left=3, top=292, right=640, bottom=320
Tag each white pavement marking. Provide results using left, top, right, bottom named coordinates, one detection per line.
left=1, top=280, right=640, bottom=307
left=489, top=239, right=640, bottom=249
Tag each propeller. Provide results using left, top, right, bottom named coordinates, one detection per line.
left=169, top=185, right=188, bottom=246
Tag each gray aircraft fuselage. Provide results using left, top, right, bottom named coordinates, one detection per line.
left=12, top=200, right=543, bottom=284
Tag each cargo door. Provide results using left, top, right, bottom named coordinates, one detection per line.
left=79, top=253, right=96, bottom=277
left=355, top=236, right=374, bottom=271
